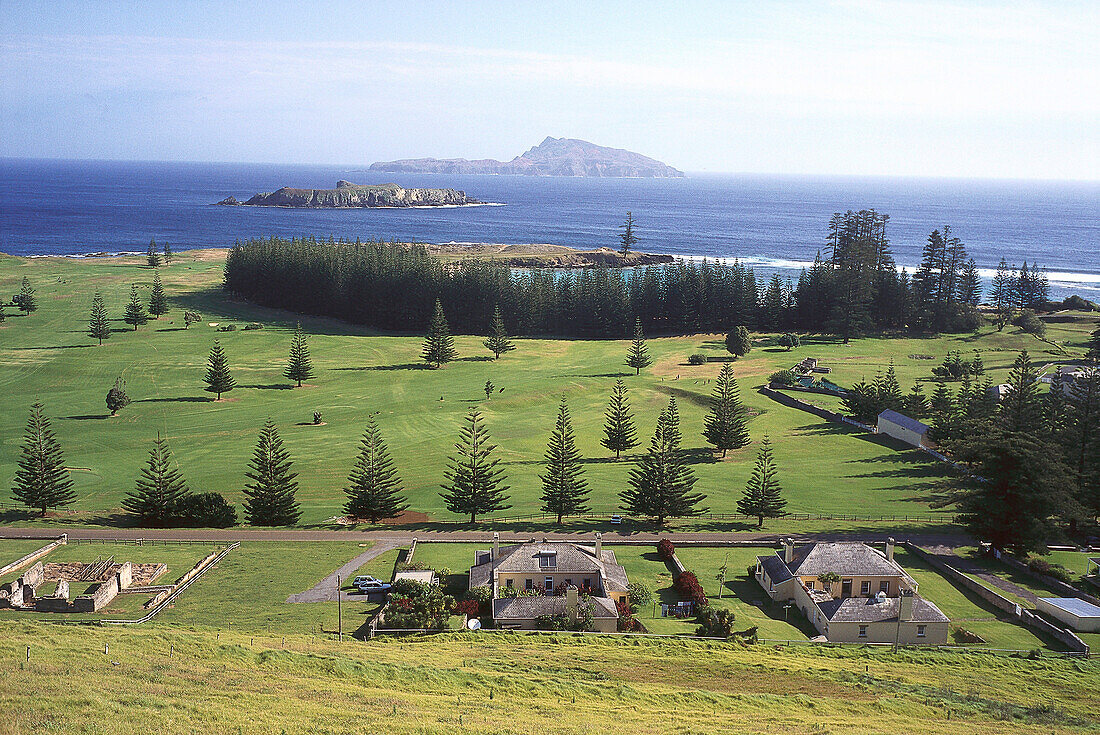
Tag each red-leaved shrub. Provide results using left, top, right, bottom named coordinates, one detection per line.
left=453, top=599, right=480, bottom=617
left=657, top=539, right=675, bottom=560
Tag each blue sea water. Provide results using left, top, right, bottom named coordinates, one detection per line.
left=2, top=158, right=1098, bottom=298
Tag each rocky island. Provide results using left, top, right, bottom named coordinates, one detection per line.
left=215, top=181, right=482, bottom=208
left=369, top=137, right=683, bottom=178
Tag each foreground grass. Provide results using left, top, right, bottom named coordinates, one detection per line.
left=1, top=250, right=1095, bottom=527
left=0, top=621, right=1096, bottom=735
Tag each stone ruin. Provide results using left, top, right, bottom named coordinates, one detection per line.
left=1, top=559, right=165, bottom=613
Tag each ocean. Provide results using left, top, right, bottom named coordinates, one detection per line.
left=2, top=158, right=1098, bottom=298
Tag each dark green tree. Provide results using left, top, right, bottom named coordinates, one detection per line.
left=736, top=434, right=786, bottom=526
left=725, top=326, right=751, bottom=358
left=702, top=362, right=750, bottom=457
left=539, top=397, right=590, bottom=524
left=147, top=238, right=161, bottom=268
left=148, top=270, right=168, bottom=318
left=11, top=402, right=76, bottom=515
left=997, top=350, right=1043, bottom=434
left=163, top=241, right=172, bottom=264
left=440, top=410, right=511, bottom=523
left=343, top=418, right=408, bottom=524
left=1087, top=325, right=1100, bottom=362
left=484, top=379, right=494, bottom=400
left=778, top=333, right=800, bottom=351
left=620, top=398, right=706, bottom=525
left=483, top=304, right=515, bottom=359
left=123, top=284, right=147, bottom=330
left=953, top=431, right=1075, bottom=554
left=203, top=339, right=235, bottom=399
left=1050, top=371, right=1100, bottom=521
left=105, top=376, right=131, bottom=416
left=89, top=289, right=110, bottom=345
left=618, top=211, right=638, bottom=255
left=14, top=276, right=36, bottom=313
left=284, top=322, right=314, bottom=387
left=243, top=420, right=302, bottom=526
left=422, top=299, right=457, bottom=368
left=625, top=318, right=651, bottom=375
left=601, top=379, right=638, bottom=459
left=122, top=435, right=191, bottom=527
left=990, top=258, right=1014, bottom=331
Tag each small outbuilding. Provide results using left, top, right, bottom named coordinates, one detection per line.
left=1036, top=597, right=1100, bottom=632
left=876, top=410, right=929, bottom=449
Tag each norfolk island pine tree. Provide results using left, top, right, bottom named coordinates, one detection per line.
left=148, top=270, right=168, bottom=318
left=440, top=409, right=510, bottom=523
left=203, top=339, right=235, bottom=400
left=284, top=322, right=314, bottom=387
left=123, top=435, right=191, bottom=527
left=620, top=397, right=706, bottom=526
left=12, top=402, right=76, bottom=515
left=483, top=304, right=515, bottom=359
left=625, top=318, right=651, bottom=375
left=343, top=417, right=409, bottom=524
left=422, top=299, right=457, bottom=368
left=88, top=289, right=110, bottom=345
left=540, top=396, right=590, bottom=524
left=702, top=362, right=750, bottom=458
left=123, top=283, right=148, bottom=330
left=243, top=419, right=302, bottom=526
left=601, top=379, right=639, bottom=460
left=737, top=434, right=787, bottom=527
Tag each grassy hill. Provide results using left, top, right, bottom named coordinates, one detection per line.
left=1, top=250, right=1095, bottom=528
left=1, top=621, right=1096, bottom=734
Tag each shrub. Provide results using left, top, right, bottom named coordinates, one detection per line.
left=183, top=311, right=202, bottom=328
left=466, top=585, right=493, bottom=604
left=687, top=353, right=707, bottom=365
left=217, top=324, right=236, bottom=332
left=673, top=570, right=708, bottom=609
left=768, top=369, right=797, bottom=386
left=242, top=322, right=264, bottom=330
left=695, top=607, right=734, bottom=638
left=1027, top=558, right=1073, bottom=584
left=627, top=581, right=653, bottom=607
left=176, top=492, right=237, bottom=528
left=105, top=377, right=131, bottom=415
left=778, top=333, right=801, bottom=351
left=725, top=326, right=751, bottom=357
left=312, top=410, right=323, bottom=425
left=453, top=599, right=480, bottom=618
left=1012, top=310, right=1046, bottom=338
left=656, top=539, right=675, bottom=561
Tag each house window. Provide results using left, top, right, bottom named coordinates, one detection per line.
left=583, top=578, right=592, bottom=589
left=917, top=625, right=926, bottom=638
left=505, top=578, right=513, bottom=589
left=860, top=581, right=870, bottom=595
left=858, top=625, right=868, bottom=638
left=807, top=580, right=815, bottom=590
left=842, top=579, right=853, bottom=597
left=619, top=595, right=626, bottom=604
left=539, top=553, right=557, bottom=569
left=880, top=581, right=889, bottom=594
left=544, top=576, right=554, bottom=591
left=525, top=578, right=533, bottom=591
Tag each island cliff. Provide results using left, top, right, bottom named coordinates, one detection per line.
left=369, top=137, right=683, bottom=178
left=215, top=181, right=482, bottom=208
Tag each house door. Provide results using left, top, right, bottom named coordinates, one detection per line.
left=841, top=579, right=852, bottom=597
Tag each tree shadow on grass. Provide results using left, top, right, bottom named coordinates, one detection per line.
left=334, top=363, right=431, bottom=372
left=557, top=372, right=632, bottom=379
left=64, top=414, right=111, bottom=421
left=457, top=355, right=493, bottom=363
left=138, top=396, right=213, bottom=403
left=655, top=384, right=712, bottom=409
left=239, top=384, right=293, bottom=390
left=8, top=344, right=95, bottom=350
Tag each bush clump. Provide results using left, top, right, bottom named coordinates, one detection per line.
left=176, top=492, right=237, bottom=528
left=656, top=539, right=675, bottom=561
left=1027, top=557, right=1074, bottom=584
left=687, top=354, right=707, bottom=365
left=243, top=322, right=264, bottom=330
left=769, top=369, right=797, bottom=386
left=217, top=324, right=237, bottom=332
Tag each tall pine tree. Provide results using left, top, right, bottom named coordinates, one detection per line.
left=284, top=322, right=314, bottom=387
left=736, top=434, right=786, bottom=527
left=147, top=238, right=161, bottom=268
left=203, top=339, right=235, bottom=399
left=439, top=410, right=510, bottom=523
left=89, top=289, right=110, bottom=345
left=343, top=418, right=408, bottom=523
left=601, top=379, right=638, bottom=459
left=998, top=350, right=1043, bottom=434
left=422, top=299, right=457, bottom=368
left=620, top=398, right=706, bottom=525
left=243, top=420, right=301, bottom=526
left=123, top=284, right=147, bottom=330
left=539, top=397, right=590, bottom=523
left=15, top=276, right=36, bottom=313
left=702, top=362, right=750, bottom=457
left=12, top=402, right=76, bottom=515
left=483, top=304, right=515, bottom=359
left=123, top=435, right=191, bottom=527
left=625, top=318, right=651, bottom=375
left=149, top=270, right=168, bottom=317
left=618, top=211, right=638, bottom=254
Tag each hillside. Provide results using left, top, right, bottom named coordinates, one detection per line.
left=215, top=181, right=480, bottom=208
left=369, top=136, right=684, bottom=177
left=2, top=622, right=1097, bottom=734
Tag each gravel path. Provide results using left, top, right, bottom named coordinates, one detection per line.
left=285, top=540, right=402, bottom=604
left=924, top=546, right=1039, bottom=605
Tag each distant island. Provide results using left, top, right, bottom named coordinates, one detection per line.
left=214, top=181, right=483, bottom=208
left=369, top=137, right=684, bottom=178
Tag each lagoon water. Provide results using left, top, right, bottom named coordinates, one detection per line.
left=2, top=158, right=1097, bottom=297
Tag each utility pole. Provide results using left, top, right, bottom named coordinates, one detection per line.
left=337, top=574, right=342, bottom=642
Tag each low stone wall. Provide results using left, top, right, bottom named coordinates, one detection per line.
left=760, top=386, right=846, bottom=424
left=72, top=575, right=119, bottom=613
left=116, top=561, right=132, bottom=591
left=904, top=542, right=1089, bottom=655
left=143, top=550, right=218, bottom=610
left=21, top=561, right=45, bottom=589
left=0, top=536, right=65, bottom=578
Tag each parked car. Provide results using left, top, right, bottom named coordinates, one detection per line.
left=355, top=578, right=391, bottom=594
left=610, top=515, right=623, bottom=525
left=352, top=575, right=383, bottom=587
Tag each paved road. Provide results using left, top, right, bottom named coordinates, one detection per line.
left=285, top=539, right=403, bottom=604
left=0, top=525, right=970, bottom=547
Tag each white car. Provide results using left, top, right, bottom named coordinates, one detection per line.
left=354, top=577, right=391, bottom=594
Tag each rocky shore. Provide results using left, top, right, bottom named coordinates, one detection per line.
left=215, top=181, right=483, bottom=208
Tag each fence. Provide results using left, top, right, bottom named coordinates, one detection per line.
left=474, top=510, right=956, bottom=525
left=903, top=542, right=1089, bottom=656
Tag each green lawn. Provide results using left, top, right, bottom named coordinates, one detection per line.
left=1, top=250, right=1096, bottom=528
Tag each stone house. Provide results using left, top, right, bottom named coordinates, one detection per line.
left=755, top=539, right=949, bottom=645
left=469, top=533, right=627, bottom=632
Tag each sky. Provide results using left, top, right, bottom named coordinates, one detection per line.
left=2, top=1, right=1098, bottom=179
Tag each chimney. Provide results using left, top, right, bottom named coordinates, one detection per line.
left=594, top=532, right=602, bottom=560
left=566, top=585, right=579, bottom=623
left=492, top=532, right=499, bottom=560
left=784, top=538, right=794, bottom=564
left=886, top=537, right=895, bottom=563
left=899, top=589, right=914, bottom=622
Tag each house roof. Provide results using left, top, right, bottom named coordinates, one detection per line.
left=877, top=410, right=929, bottom=435
left=492, top=594, right=619, bottom=620
left=786, top=542, right=903, bottom=578
left=1038, top=597, right=1100, bottom=618
left=819, top=595, right=948, bottom=623
left=757, top=554, right=793, bottom=584
left=470, top=541, right=629, bottom=590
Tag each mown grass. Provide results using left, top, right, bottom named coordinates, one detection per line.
left=1, top=250, right=1096, bottom=528
left=0, top=620, right=1096, bottom=734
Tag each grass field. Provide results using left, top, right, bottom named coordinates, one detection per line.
left=1, top=250, right=1096, bottom=528
left=1, top=621, right=1096, bottom=735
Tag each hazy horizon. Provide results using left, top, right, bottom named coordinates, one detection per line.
left=3, top=1, right=1098, bottom=181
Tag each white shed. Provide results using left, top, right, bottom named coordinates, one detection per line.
left=876, top=410, right=929, bottom=448
left=1036, top=597, right=1100, bottom=632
